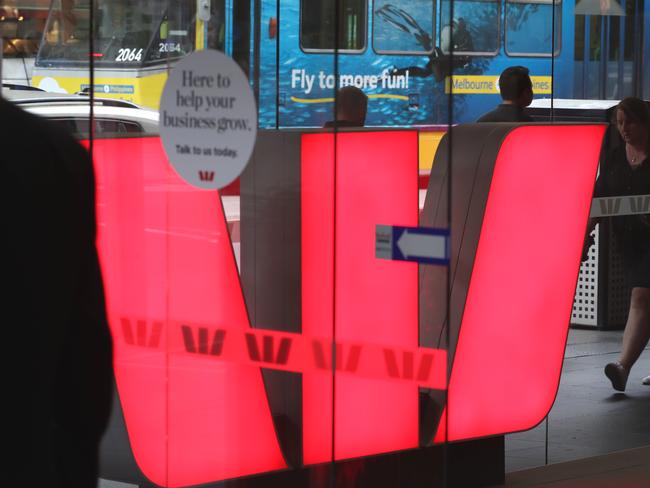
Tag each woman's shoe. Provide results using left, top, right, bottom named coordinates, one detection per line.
left=604, top=362, right=629, bottom=392
left=643, top=375, right=650, bottom=385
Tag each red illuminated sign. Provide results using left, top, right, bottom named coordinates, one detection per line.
left=90, top=125, right=605, bottom=486
left=301, top=131, right=422, bottom=462
left=93, top=138, right=286, bottom=487
left=446, top=125, right=605, bottom=441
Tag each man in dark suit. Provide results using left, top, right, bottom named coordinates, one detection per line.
left=0, top=96, right=113, bottom=487
left=477, top=66, right=534, bottom=122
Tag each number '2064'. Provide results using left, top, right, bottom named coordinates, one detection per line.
left=115, top=48, right=143, bottom=62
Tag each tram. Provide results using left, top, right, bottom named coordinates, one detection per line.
left=31, top=0, right=650, bottom=125
left=32, top=0, right=209, bottom=108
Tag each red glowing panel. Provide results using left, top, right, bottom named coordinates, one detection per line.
left=447, top=125, right=606, bottom=441
left=301, top=132, right=420, bottom=462
left=301, top=134, right=335, bottom=465
left=91, top=137, right=286, bottom=486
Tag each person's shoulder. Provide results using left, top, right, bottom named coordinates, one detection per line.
left=0, top=96, right=48, bottom=133
left=477, top=108, right=499, bottom=122
left=0, top=97, right=91, bottom=193
left=1, top=97, right=63, bottom=141
left=519, top=112, right=534, bottom=122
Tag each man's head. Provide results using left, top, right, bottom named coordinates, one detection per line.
left=498, top=66, right=533, bottom=108
left=336, top=86, right=368, bottom=126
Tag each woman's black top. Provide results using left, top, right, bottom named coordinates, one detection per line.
left=594, top=144, right=650, bottom=259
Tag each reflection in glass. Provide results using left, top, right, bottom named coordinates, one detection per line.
left=0, top=0, right=48, bottom=57
left=440, top=0, right=499, bottom=55
left=373, top=0, right=435, bottom=54
left=505, top=0, right=561, bottom=56
left=1, top=0, right=50, bottom=84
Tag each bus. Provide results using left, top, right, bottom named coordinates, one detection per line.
left=31, top=0, right=650, bottom=125
left=32, top=0, right=214, bottom=108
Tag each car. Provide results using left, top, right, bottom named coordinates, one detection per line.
left=3, top=85, right=242, bottom=251
left=2, top=85, right=159, bottom=136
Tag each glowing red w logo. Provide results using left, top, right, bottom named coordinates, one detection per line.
left=91, top=126, right=604, bottom=486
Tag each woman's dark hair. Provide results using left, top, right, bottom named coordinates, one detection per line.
left=615, top=97, right=650, bottom=150
left=617, top=97, right=650, bottom=125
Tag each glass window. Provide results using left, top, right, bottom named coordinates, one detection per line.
left=49, top=117, right=144, bottom=137
left=96, top=118, right=144, bottom=134
left=300, top=0, right=366, bottom=52
left=440, top=0, right=499, bottom=55
left=574, top=14, right=585, bottom=61
left=0, top=0, right=49, bottom=58
left=207, top=0, right=227, bottom=51
left=38, top=0, right=91, bottom=64
left=37, top=0, right=194, bottom=67
left=373, top=0, right=434, bottom=54
left=589, top=14, right=601, bottom=61
left=505, top=0, right=561, bottom=57
left=608, top=17, right=618, bottom=61
left=623, top=0, right=635, bottom=62
left=146, top=1, right=197, bottom=64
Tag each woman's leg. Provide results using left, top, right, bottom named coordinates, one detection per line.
left=605, top=287, right=650, bottom=391
left=619, top=287, right=650, bottom=370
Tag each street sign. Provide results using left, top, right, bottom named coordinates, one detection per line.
left=376, top=225, right=450, bottom=265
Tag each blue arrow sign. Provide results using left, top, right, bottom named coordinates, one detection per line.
left=376, top=225, right=450, bottom=265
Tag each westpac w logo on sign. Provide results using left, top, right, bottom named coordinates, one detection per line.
left=591, top=194, right=650, bottom=218
left=629, top=195, right=650, bottom=214
left=198, top=170, right=215, bottom=182
left=598, top=197, right=622, bottom=216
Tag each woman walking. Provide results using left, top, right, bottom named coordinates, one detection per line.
left=593, top=98, right=650, bottom=391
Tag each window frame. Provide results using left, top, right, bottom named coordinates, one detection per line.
left=439, top=0, right=501, bottom=57
left=299, top=0, right=368, bottom=54
left=504, top=0, right=562, bottom=58
left=371, top=1, right=436, bottom=56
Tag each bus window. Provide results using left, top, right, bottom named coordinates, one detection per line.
left=300, top=0, right=366, bottom=52
left=38, top=0, right=173, bottom=66
left=96, top=118, right=144, bottom=134
left=505, top=0, right=561, bottom=57
left=373, top=0, right=434, bottom=54
left=206, top=0, right=226, bottom=51
left=0, top=0, right=49, bottom=58
left=146, top=1, right=196, bottom=64
left=39, top=0, right=90, bottom=62
left=440, top=0, right=499, bottom=56
left=50, top=117, right=144, bottom=136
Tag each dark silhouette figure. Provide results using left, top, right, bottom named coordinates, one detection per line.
left=1, top=96, right=113, bottom=487
left=324, top=86, right=368, bottom=128
left=477, top=66, right=534, bottom=122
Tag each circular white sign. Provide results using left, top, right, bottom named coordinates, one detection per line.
left=159, top=49, right=257, bottom=189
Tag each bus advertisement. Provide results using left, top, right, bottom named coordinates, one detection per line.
left=29, top=0, right=649, bottom=126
